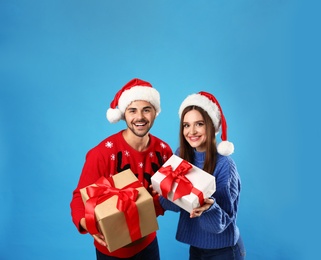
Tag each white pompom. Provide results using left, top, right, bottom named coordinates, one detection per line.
left=217, top=141, right=234, bottom=156
left=106, top=108, right=122, bottom=123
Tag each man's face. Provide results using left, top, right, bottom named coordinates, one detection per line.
left=124, top=100, right=157, bottom=137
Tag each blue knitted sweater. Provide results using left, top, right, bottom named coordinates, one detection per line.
left=160, top=150, right=241, bottom=249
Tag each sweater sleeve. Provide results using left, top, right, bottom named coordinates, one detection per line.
left=70, top=148, right=107, bottom=233
left=159, top=196, right=181, bottom=212
left=199, top=156, right=241, bottom=234
left=153, top=194, right=165, bottom=216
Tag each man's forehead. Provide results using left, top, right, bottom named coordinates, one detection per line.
left=127, top=100, right=154, bottom=108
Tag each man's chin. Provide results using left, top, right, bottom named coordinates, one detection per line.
left=131, top=128, right=150, bottom=138
left=135, top=131, right=149, bottom=138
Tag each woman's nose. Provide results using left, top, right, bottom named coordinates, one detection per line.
left=190, top=126, right=197, bottom=134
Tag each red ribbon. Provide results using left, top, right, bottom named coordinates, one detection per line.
left=158, top=159, right=194, bottom=201
left=84, top=176, right=142, bottom=242
left=191, top=187, right=205, bottom=207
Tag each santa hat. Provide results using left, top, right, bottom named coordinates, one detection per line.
left=178, top=91, right=234, bottom=156
left=106, top=78, right=161, bottom=123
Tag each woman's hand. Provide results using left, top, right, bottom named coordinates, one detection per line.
left=80, top=217, right=107, bottom=247
left=190, top=198, right=215, bottom=218
left=149, top=184, right=159, bottom=196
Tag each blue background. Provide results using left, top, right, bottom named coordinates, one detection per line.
left=1, top=1, right=320, bottom=259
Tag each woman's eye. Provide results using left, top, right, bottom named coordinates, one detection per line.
left=195, top=121, right=205, bottom=127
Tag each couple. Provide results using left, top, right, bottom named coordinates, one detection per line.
left=70, top=78, right=246, bottom=260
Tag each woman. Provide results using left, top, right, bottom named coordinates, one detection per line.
left=159, top=91, right=246, bottom=260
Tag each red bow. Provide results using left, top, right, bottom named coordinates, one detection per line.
left=84, top=176, right=142, bottom=242
left=158, top=160, right=193, bottom=201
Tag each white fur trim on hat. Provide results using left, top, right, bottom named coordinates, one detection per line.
left=117, top=86, right=161, bottom=116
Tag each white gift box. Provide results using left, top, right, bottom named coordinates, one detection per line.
left=151, top=154, right=216, bottom=213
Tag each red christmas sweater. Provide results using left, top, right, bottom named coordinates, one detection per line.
left=70, top=130, right=172, bottom=258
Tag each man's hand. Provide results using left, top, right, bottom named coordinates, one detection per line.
left=80, top=218, right=107, bottom=247
left=93, top=233, right=107, bottom=247
left=190, top=198, right=215, bottom=218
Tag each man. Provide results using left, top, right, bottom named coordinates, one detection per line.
left=70, top=78, right=173, bottom=259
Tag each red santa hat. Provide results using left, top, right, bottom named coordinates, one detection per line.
left=106, top=78, right=161, bottom=123
left=178, top=91, right=234, bottom=156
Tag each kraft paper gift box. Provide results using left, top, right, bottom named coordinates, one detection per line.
left=151, top=154, right=216, bottom=213
left=80, top=169, right=159, bottom=252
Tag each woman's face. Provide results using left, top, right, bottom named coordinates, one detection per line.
left=182, top=109, right=207, bottom=152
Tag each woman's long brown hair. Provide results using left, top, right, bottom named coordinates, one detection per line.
left=178, top=106, right=218, bottom=174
